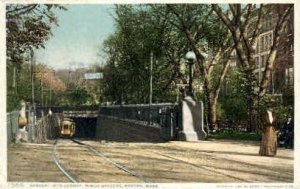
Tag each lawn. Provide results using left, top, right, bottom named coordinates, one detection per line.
left=208, top=131, right=261, bottom=141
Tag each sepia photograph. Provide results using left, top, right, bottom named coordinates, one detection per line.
left=1, top=1, right=298, bottom=188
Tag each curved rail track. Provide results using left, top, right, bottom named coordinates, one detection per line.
left=52, top=139, right=153, bottom=183
left=83, top=143, right=283, bottom=182
left=52, top=139, right=288, bottom=183
left=148, top=149, right=248, bottom=182
left=52, top=140, right=78, bottom=182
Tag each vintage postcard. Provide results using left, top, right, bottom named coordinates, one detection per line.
left=1, top=0, right=299, bottom=189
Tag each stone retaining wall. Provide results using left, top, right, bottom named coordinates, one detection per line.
left=96, top=115, right=166, bottom=142
left=34, top=113, right=63, bottom=143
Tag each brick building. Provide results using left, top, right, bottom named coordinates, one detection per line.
left=253, top=4, right=294, bottom=105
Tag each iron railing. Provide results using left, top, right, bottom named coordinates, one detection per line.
left=99, top=103, right=180, bottom=140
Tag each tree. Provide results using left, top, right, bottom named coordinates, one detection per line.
left=6, top=4, right=66, bottom=110
left=67, top=87, right=91, bottom=106
left=212, top=4, right=293, bottom=97
left=6, top=4, right=66, bottom=68
left=101, top=4, right=236, bottom=129
left=101, top=5, right=180, bottom=104
left=219, top=68, right=253, bottom=122
left=35, top=64, right=66, bottom=93
left=160, top=4, right=234, bottom=129
left=212, top=4, right=293, bottom=130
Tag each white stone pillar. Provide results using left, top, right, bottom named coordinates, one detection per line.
left=178, top=96, right=207, bottom=141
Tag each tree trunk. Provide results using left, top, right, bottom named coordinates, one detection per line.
left=210, top=96, right=218, bottom=130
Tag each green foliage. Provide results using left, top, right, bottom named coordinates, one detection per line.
left=66, top=87, right=92, bottom=106
left=258, top=95, right=293, bottom=125
left=209, top=131, right=261, bottom=141
left=282, top=85, right=294, bottom=106
left=7, top=88, right=21, bottom=112
left=7, top=61, right=67, bottom=111
left=220, top=98, right=248, bottom=121
left=6, top=4, right=66, bottom=111
left=218, top=68, right=255, bottom=121
left=102, top=5, right=180, bottom=104
left=102, top=4, right=228, bottom=106
left=6, top=4, right=66, bottom=68
left=7, top=62, right=30, bottom=111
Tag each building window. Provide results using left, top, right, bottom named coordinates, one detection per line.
left=259, top=32, right=273, bottom=52
left=262, top=14, right=273, bottom=31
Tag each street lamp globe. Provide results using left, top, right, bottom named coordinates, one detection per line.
left=185, top=51, right=196, bottom=63
left=185, top=50, right=196, bottom=97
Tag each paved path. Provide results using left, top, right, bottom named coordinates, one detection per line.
left=7, top=139, right=293, bottom=183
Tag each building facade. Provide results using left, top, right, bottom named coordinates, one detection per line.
left=253, top=4, right=294, bottom=105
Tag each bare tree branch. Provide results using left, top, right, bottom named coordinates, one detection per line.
left=259, top=4, right=293, bottom=96
left=213, top=51, right=232, bottom=98
left=193, top=8, right=213, bottom=39
left=208, top=32, right=232, bottom=76
left=7, top=5, right=38, bottom=18
left=212, top=4, right=234, bottom=32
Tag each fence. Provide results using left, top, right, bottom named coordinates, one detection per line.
left=34, top=113, right=63, bottom=143
left=7, top=111, right=19, bottom=145
left=35, top=105, right=99, bottom=115
left=7, top=106, right=63, bottom=144
left=99, top=103, right=180, bottom=140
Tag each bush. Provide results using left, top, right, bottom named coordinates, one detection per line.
left=258, top=95, right=293, bottom=126
left=209, top=131, right=261, bottom=141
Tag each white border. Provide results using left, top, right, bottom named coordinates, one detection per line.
left=1, top=0, right=299, bottom=189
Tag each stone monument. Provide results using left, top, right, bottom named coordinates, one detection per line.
left=178, top=96, right=207, bottom=141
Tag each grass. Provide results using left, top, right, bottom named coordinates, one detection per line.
left=208, top=131, right=261, bottom=141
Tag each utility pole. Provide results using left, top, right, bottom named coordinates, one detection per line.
left=150, top=52, right=153, bottom=106
left=31, top=49, right=35, bottom=108
left=49, top=88, right=52, bottom=105
left=149, top=52, right=153, bottom=125
left=29, top=48, right=36, bottom=142
left=40, top=78, right=43, bottom=106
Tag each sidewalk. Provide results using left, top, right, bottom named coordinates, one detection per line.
left=7, top=139, right=294, bottom=183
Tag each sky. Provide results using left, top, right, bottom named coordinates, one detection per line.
left=35, top=4, right=116, bottom=70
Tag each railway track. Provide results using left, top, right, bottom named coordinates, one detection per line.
left=52, top=139, right=154, bottom=183
left=52, top=139, right=290, bottom=183
left=52, top=139, right=78, bottom=183
left=148, top=149, right=248, bottom=182
left=68, top=141, right=248, bottom=182
left=149, top=144, right=293, bottom=180
left=83, top=143, right=287, bottom=182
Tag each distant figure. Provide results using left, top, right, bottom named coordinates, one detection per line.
left=259, top=103, right=278, bottom=156
left=16, top=100, right=28, bottom=143
left=48, top=108, right=52, bottom=115
left=282, top=117, right=294, bottom=148
left=18, top=101, right=27, bottom=128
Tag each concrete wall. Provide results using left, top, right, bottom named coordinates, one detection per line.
left=96, top=115, right=166, bottom=143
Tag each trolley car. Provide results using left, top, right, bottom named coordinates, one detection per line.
left=60, top=118, right=76, bottom=137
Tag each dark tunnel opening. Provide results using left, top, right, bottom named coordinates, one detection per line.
left=69, top=117, right=97, bottom=139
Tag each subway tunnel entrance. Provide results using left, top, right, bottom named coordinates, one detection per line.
left=69, top=117, right=97, bottom=138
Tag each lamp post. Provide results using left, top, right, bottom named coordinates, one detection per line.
left=29, top=47, right=36, bottom=142
left=185, top=51, right=196, bottom=97
left=30, top=48, right=35, bottom=109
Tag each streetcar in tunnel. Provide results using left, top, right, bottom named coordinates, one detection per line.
left=59, top=116, right=97, bottom=139
left=60, top=118, right=76, bottom=138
